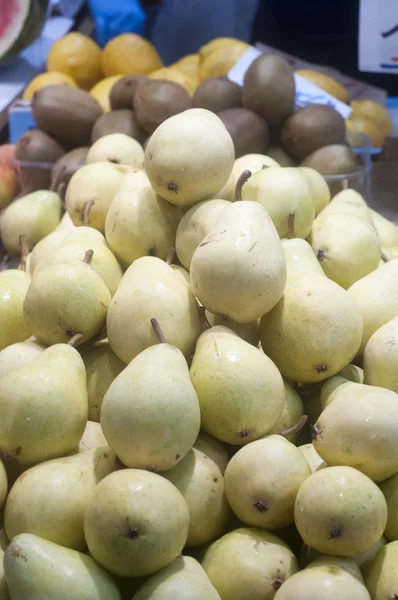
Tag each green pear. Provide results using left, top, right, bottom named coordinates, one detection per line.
left=105, top=185, right=180, bottom=267
left=317, top=188, right=374, bottom=226
left=383, top=245, right=398, bottom=260
left=4, top=446, right=118, bottom=550
left=363, top=316, right=398, bottom=393
left=307, top=555, right=364, bottom=581
left=190, top=201, right=286, bottom=323
left=224, top=435, right=310, bottom=529
left=80, top=339, right=125, bottom=422
left=319, top=364, right=363, bottom=410
left=190, top=326, right=285, bottom=445
left=0, top=517, right=10, bottom=600
left=380, top=473, right=398, bottom=541
left=294, top=466, right=387, bottom=556
left=24, top=259, right=111, bottom=346
left=268, top=380, right=304, bottom=443
left=101, top=331, right=200, bottom=470
left=170, top=264, right=192, bottom=288
left=308, top=213, right=381, bottom=289
left=87, top=133, right=144, bottom=167
left=55, top=211, right=75, bottom=233
left=260, top=273, right=363, bottom=383
left=79, top=421, right=107, bottom=452
left=339, top=363, right=364, bottom=382
left=353, top=536, right=387, bottom=572
left=116, top=167, right=150, bottom=193
left=84, top=469, right=189, bottom=577
left=242, top=167, right=315, bottom=238
left=0, top=344, right=88, bottom=465
left=348, top=258, right=398, bottom=354
left=133, top=556, right=221, bottom=600
left=370, top=208, right=398, bottom=247
left=0, top=190, right=61, bottom=255
left=193, top=432, right=229, bottom=474
left=29, top=230, right=67, bottom=273
left=363, top=541, right=398, bottom=600
left=163, top=447, right=231, bottom=546
left=299, top=167, right=330, bottom=215
left=299, top=537, right=386, bottom=572
left=202, top=528, right=298, bottom=600
left=282, top=238, right=324, bottom=277
left=205, top=311, right=260, bottom=346
left=298, top=444, right=327, bottom=473
left=313, top=383, right=398, bottom=481
left=106, top=257, right=202, bottom=364
left=65, top=162, right=128, bottom=231
left=0, top=339, right=45, bottom=380
left=175, top=199, right=230, bottom=270
left=3, top=533, right=121, bottom=600
left=232, top=153, right=280, bottom=179
left=0, top=270, right=32, bottom=351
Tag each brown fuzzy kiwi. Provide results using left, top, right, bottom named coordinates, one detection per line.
left=15, top=129, right=66, bottom=192
left=133, top=79, right=192, bottom=134
left=31, top=85, right=103, bottom=147
left=242, top=54, right=295, bottom=125
left=192, top=77, right=242, bottom=113
left=218, top=107, right=269, bottom=158
left=301, top=144, right=361, bottom=175
left=109, top=75, right=148, bottom=110
left=91, top=110, right=144, bottom=143
left=281, top=104, right=347, bottom=159
left=51, top=147, right=89, bottom=200
left=266, top=145, right=297, bottom=166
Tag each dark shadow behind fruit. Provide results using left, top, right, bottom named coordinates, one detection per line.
left=133, top=79, right=192, bottom=135
left=51, top=147, right=89, bottom=200
left=281, top=104, right=347, bottom=159
left=218, top=107, right=269, bottom=158
left=266, top=145, right=297, bottom=166
left=91, top=110, right=144, bottom=143
left=192, top=77, right=242, bottom=113
left=109, top=74, right=148, bottom=110
left=242, top=54, right=295, bottom=125
left=15, top=129, right=65, bottom=193
left=31, top=85, right=103, bottom=147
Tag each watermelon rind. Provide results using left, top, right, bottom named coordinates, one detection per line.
left=0, top=0, right=50, bottom=63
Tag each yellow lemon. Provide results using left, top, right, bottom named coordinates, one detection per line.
left=23, top=72, right=77, bottom=101
left=351, top=99, right=393, bottom=137
left=90, top=76, right=123, bottom=112
left=296, top=69, right=350, bottom=104
left=198, top=41, right=249, bottom=80
left=347, top=112, right=385, bottom=148
left=46, top=32, right=102, bottom=90
left=101, top=34, right=163, bottom=77
left=149, top=67, right=197, bottom=95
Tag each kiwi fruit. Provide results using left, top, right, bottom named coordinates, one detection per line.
left=266, top=145, right=297, bottom=166
left=242, top=54, right=295, bottom=125
left=91, top=110, right=144, bottom=143
left=218, top=107, right=269, bottom=158
left=51, top=147, right=89, bottom=200
left=31, top=85, right=103, bottom=147
left=15, top=129, right=65, bottom=192
left=301, top=144, right=361, bottom=175
left=109, top=74, right=148, bottom=110
left=133, top=79, right=192, bottom=134
left=281, top=104, right=347, bottom=159
left=192, top=77, right=242, bottom=113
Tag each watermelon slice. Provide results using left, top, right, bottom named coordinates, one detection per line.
left=0, top=0, right=50, bottom=62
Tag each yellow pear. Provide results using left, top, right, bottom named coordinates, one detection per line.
left=190, top=326, right=285, bottom=445
left=282, top=237, right=324, bottom=277
left=299, top=166, right=330, bottom=215
left=294, top=466, right=387, bottom=556
left=86, top=133, right=144, bottom=168
left=78, top=421, right=107, bottom=452
left=300, top=537, right=387, bottom=572
left=370, top=209, right=398, bottom=247
left=29, top=230, right=67, bottom=273
left=55, top=211, right=75, bottom=233
left=380, top=473, right=398, bottom=541
left=0, top=270, right=32, bottom=351
left=193, top=432, right=229, bottom=474
left=363, top=316, right=398, bottom=393
left=4, top=533, right=121, bottom=600
left=215, top=170, right=236, bottom=201
left=0, top=344, right=88, bottom=465
left=298, top=444, right=327, bottom=473
left=363, top=541, right=398, bottom=600
left=205, top=311, right=260, bottom=346
left=268, top=380, right=304, bottom=442
left=232, top=153, right=280, bottom=179
left=316, top=188, right=374, bottom=227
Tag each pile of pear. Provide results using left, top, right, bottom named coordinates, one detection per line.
left=1, top=108, right=398, bottom=599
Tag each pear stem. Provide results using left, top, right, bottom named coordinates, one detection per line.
left=151, top=318, right=166, bottom=343
left=199, top=306, right=212, bottom=330
left=19, top=234, right=29, bottom=272
left=235, top=169, right=252, bottom=201
left=83, top=249, right=94, bottom=264
left=342, top=178, right=349, bottom=190
left=68, top=332, right=84, bottom=347
left=287, top=213, right=296, bottom=239
left=381, top=251, right=389, bottom=263
left=83, top=199, right=95, bottom=226
left=166, top=247, right=175, bottom=265
left=280, top=415, right=308, bottom=438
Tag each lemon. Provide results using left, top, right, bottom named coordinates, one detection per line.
left=46, top=32, right=102, bottom=90
left=149, top=67, right=198, bottom=95
left=297, top=70, right=350, bottom=104
left=347, top=112, right=385, bottom=148
left=90, top=76, right=123, bottom=112
left=198, top=40, right=249, bottom=80
left=23, top=72, right=77, bottom=101
left=101, top=34, right=162, bottom=77
left=351, top=99, right=393, bottom=137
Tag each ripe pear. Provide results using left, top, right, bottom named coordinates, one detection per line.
left=363, top=316, right=398, bottom=393
left=260, top=273, right=363, bottom=383
left=363, top=541, right=398, bottom=600
left=133, top=556, right=221, bottom=600
left=319, top=364, right=364, bottom=410
left=106, top=257, right=202, bottom=364
left=65, top=162, right=128, bottom=231
left=190, top=201, right=287, bottom=323
left=0, top=190, right=61, bottom=255
left=308, top=213, right=381, bottom=289
left=318, top=188, right=374, bottom=224
left=24, top=259, right=111, bottom=346
left=170, top=264, right=192, bottom=287
left=299, top=167, right=330, bottom=215
left=176, top=198, right=230, bottom=270
left=232, top=153, right=280, bottom=178
left=313, top=383, right=398, bottom=481
left=3, top=534, right=121, bottom=600
left=80, top=339, right=124, bottom=422
left=86, top=133, right=144, bottom=168
left=224, top=435, right=310, bottom=529
left=298, top=444, right=327, bottom=473
left=282, top=237, right=324, bottom=277
left=202, top=528, right=298, bottom=600
left=379, top=473, right=398, bottom=540
left=215, top=170, right=236, bottom=201
left=348, top=258, right=398, bottom=354
left=84, top=469, right=190, bottom=577
left=4, top=447, right=118, bottom=550
left=205, top=311, right=260, bottom=346
left=190, top=326, right=285, bottom=445
left=268, top=380, right=304, bottom=442
left=0, top=344, right=88, bottom=465
left=299, top=537, right=387, bottom=571
left=0, top=270, right=32, bottom=351
left=242, top=167, right=315, bottom=239
left=117, top=168, right=150, bottom=193
left=29, top=230, right=67, bottom=273
left=307, top=555, right=364, bottom=581
left=370, top=208, right=398, bottom=247
left=163, top=447, right=231, bottom=546
left=105, top=185, right=180, bottom=267
left=101, top=334, right=200, bottom=471
left=353, top=536, right=387, bottom=571
left=294, top=466, right=387, bottom=556
left=383, top=245, right=398, bottom=260
left=55, top=211, right=75, bottom=233
left=78, top=421, right=107, bottom=452
left=144, top=111, right=235, bottom=206
left=193, top=432, right=229, bottom=474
